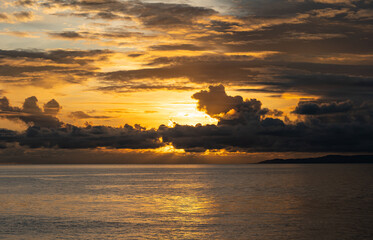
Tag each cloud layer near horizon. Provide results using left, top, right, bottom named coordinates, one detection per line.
left=1, top=85, right=372, bottom=153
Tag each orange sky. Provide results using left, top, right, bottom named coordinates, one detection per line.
left=0, top=0, right=372, bottom=162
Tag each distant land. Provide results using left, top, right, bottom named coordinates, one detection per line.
left=259, top=155, right=373, bottom=164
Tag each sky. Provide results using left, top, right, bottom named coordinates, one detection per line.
left=0, top=0, right=372, bottom=163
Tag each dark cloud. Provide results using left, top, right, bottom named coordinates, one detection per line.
left=159, top=85, right=373, bottom=152
left=135, top=2, right=216, bottom=27
left=44, top=99, right=61, bottom=115
left=0, top=96, right=62, bottom=128
left=149, top=44, right=208, bottom=51
left=23, top=96, right=42, bottom=113
left=0, top=64, right=94, bottom=87
left=0, top=96, right=19, bottom=112
left=229, top=0, right=364, bottom=18
left=293, top=100, right=353, bottom=115
left=293, top=99, right=373, bottom=125
left=48, top=30, right=146, bottom=42
left=275, top=62, right=373, bottom=78
left=0, top=49, right=111, bottom=65
left=192, top=84, right=243, bottom=116
left=49, top=31, right=85, bottom=39
left=69, top=111, right=111, bottom=119
left=0, top=128, right=17, bottom=143
left=147, top=54, right=259, bottom=66
left=0, top=13, right=8, bottom=20
left=135, top=55, right=372, bottom=100
left=41, top=0, right=216, bottom=28
left=191, top=85, right=276, bottom=126
left=13, top=11, right=33, bottom=21
left=96, top=84, right=196, bottom=92
left=181, top=0, right=373, bottom=56
left=98, top=53, right=372, bottom=100
left=1, top=124, right=162, bottom=149
left=268, top=74, right=373, bottom=100
left=222, top=33, right=373, bottom=55
left=0, top=49, right=112, bottom=87
left=94, top=11, right=125, bottom=20
left=0, top=65, right=66, bottom=77
left=198, top=16, right=373, bottom=55
left=15, top=0, right=35, bottom=7
left=127, top=53, right=143, bottom=58
left=102, top=56, right=259, bottom=86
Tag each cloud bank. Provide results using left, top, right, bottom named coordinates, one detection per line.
left=1, top=85, right=372, bottom=153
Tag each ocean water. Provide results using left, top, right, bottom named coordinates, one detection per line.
left=0, top=164, right=372, bottom=240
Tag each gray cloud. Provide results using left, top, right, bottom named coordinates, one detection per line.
left=23, top=96, right=42, bottom=113
left=44, top=99, right=61, bottom=115
left=102, top=56, right=259, bottom=86
left=69, top=111, right=111, bottom=119
left=0, top=49, right=111, bottom=65
left=293, top=100, right=353, bottom=115
left=149, top=44, right=208, bottom=51
left=13, top=11, right=33, bottom=21
left=47, top=30, right=147, bottom=42
left=16, top=124, right=162, bottom=149
left=0, top=13, right=8, bottom=20
left=15, top=0, right=35, bottom=7
left=0, top=96, right=62, bottom=128
left=0, top=96, right=19, bottom=112
left=101, top=54, right=373, bottom=100
left=0, top=124, right=162, bottom=149
left=192, top=84, right=243, bottom=116
left=49, top=31, right=85, bottom=39
left=96, top=84, right=196, bottom=92
left=271, top=74, right=373, bottom=99
left=41, top=0, right=216, bottom=28
left=0, top=49, right=112, bottom=87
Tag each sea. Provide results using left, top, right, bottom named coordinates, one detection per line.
left=0, top=164, right=372, bottom=239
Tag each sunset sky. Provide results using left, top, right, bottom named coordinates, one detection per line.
left=0, top=0, right=372, bottom=163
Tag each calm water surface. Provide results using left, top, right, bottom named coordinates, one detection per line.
left=0, top=164, right=372, bottom=239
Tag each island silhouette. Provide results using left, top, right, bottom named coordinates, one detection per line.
left=259, top=155, right=373, bottom=164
